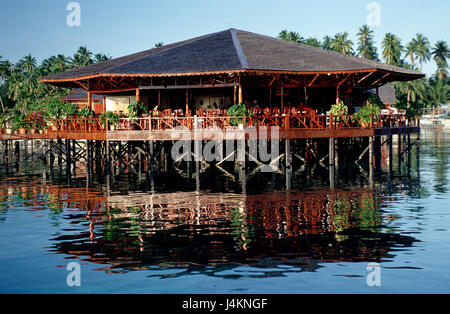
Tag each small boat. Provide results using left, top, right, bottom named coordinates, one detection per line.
left=421, top=119, right=443, bottom=130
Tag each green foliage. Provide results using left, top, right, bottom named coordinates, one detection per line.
left=99, top=111, right=122, bottom=127
left=127, top=100, right=148, bottom=118
left=355, top=103, right=381, bottom=123
left=0, top=46, right=109, bottom=124
left=77, top=106, right=95, bottom=118
left=44, top=98, right=78, bottom=119
left=12, top=113, right=29, bottom=130
left=329, top=101, right=348, bottom=115
left=227, top=103, right=251, bottom=126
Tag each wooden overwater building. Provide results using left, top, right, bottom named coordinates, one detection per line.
left=2, top=29, right=424, bottom=180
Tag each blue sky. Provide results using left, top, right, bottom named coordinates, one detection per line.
left=0, top=0, right=449, bottom=76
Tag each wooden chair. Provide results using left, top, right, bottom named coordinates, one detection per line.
left=272, top=107, right=280, bottom=115
left=251, top=107, right=262, bottom=115
left=162, top=109, right=172, bottom=116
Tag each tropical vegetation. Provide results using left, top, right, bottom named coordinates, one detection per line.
left=0, top=46, right=111, bottom=131
left=277, top=25, right=450, bottom=116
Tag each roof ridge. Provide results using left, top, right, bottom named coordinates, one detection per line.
left=230, top=29, right=248, bottom=69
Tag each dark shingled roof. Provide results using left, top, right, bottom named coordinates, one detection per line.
left=42, top=29, right=423, bottom=82
left=62, top=88, right=103, bottom=101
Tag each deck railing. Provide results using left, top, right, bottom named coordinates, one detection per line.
left=47, top=113, right=417, bottom=134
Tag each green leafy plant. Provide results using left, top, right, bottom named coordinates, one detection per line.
left=127, top=101, right=148, bottom=118
left=78, top=106, right=95, bottom=118
left=227, top=103, right=251, bottom=126
left=12, top=113, right=29, bottom=130
left=355, top=104, right=380, bottom=123
left=45, top=98, right=78, bottom=119
left=330, top=101, right=349, bottom=116
left=99, top=111, right=122, bottom=128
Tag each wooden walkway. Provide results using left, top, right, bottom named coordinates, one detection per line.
left=0, top=114, right=420, bottom=142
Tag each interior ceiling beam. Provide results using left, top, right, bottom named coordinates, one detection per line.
left=308, top=74, right=320, bottom=87
left=138, top=83, right=239, bottom=90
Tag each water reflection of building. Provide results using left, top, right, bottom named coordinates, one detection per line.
left=3, top=183, right=410, bottom=276
left=0, top=177, right=417, bottom=276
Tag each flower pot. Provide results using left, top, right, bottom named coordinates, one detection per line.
left=109, top=125, right=116, bottom=131
left=18, top=128, right=27, bottom=135
left=39, top=130, right=44, bottom=135
left=30, top=129, right=37, bottom=135
left=51, top=125, right=58, bottom=132
left=5, top=128, right=12, bottom=135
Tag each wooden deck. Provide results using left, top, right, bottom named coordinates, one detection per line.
left=0, top=114, right=420, bottom=142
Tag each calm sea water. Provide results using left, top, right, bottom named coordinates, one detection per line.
left=0, top=130, right=449, bottom=294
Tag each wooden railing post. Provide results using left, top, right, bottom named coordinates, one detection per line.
left=329, top=113, right=333, bottom=129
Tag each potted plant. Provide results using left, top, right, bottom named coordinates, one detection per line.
left=330, top=101, right=348, bottom=118
left=78, top=106, right=95, bottom=130
left=13, top=114, right=28, bottom=135
left=227, top=103, right=251, bottom=127
left=99, top=111, right=122, bottom=131
left=355, top=95, right=383, bottom=128
left=0, top=111, right=14, bottom=134
left=127, top=101, right=148, bottom=129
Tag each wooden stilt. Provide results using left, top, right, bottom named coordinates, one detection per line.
left=329, top=138, right=335, bottom=166
left=285, top=139, right=291, bottom=168
left=66, top=139, right=71, bottom=181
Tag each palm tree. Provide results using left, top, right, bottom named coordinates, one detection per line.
left=304, top=38, right=322, bottom=47
left=277, top=30, right=303, bottom=43
left=154, top=42, right=164, bottom=48
left=404, top=41, right=417, bottom=67
left=413, top=33, right=431, bottom=70
left=69, top=54, right=86, bottom=68
left=72, top=46, right=93, bottom=67
left=19, top=54, right=37, bottom=73
left=356, top=25, right=378, bottom=60
left=94, top=53, right=111, bottom=63
left=330, top=32, right=353, bottom=55
left=432, top=40, right=450, bottom=80
left=53, top=54, right=69, bottom=72
left=322, top=36, right=333, bottom=50
left=381, top=33, right=403, bottom=66
left=427, top=78, right=450, bottom=107
left=7, top=72, right=24, bottom=101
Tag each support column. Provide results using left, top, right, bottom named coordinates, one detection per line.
left=185, top=88, right=189, bottom=115
left=329, top=138, right=335, bottom=166
left=285, top=139, right=291, bottom=168
left=388, top=135, right=393, bottom=172
left=369, top=136, right=374, bottom=167
left=66, top=139, right=71, bottom=182
left=238, top=84, right=243, bottom=104
left=86, top=140, right=91, bottom=185
left=136, top=88, right=141, bottom=102
left=105, top=140, right=111, bottom=176
left=369, top=136, right=374, bottom=187
left=88, top=91, right=92, bottom=111
left=336, top=85, right=340, bottom=104
left=374, top=136, right=381, bottom=170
